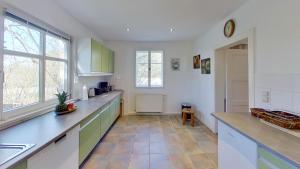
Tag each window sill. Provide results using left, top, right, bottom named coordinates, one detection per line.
left=0, top=104, right=55, bottom=130
left=0, top=99, right=77, bottom=130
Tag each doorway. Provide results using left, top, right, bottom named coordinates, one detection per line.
left=215, top=38, right=249, bottom=113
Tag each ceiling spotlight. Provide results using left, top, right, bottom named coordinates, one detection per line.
left=170, top=28, right=175, bottom=32
left=126, top=28, right=130, bottom=32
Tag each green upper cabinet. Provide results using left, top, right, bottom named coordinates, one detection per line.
left=101, top=46, right=109, bottom=73
left=108, top=50, right=114, bottom=73
left=91, top=39, right=102, bottom=72
left=77, top=38, right=115, bottom=76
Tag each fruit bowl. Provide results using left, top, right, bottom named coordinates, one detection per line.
left=55, top=107, right=77, bottom=115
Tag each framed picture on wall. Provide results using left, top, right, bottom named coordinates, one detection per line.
left=171, top=58, right=180, bottom=71
left=201, top=58, right=211, bottom=74
left=193, top=55, right=201, bottom=69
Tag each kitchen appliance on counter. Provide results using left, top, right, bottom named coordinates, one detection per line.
left=88, top=88, right=103, bottom=97
left=99, top=82, right=113, bottom=93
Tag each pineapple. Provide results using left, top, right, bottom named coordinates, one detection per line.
left=55, top=91, right=69, bottom=112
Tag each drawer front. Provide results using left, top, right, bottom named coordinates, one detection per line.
left=28, top=126, right=79, bottom=169
left=79, top=114, right=101, bottom=164
left=258, top=147, right=297, bottom=169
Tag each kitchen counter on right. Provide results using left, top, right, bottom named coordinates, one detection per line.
left=213, top=112, right=300, bottom=169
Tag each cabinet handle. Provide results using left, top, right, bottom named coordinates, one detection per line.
left=55, top=134, right=67, bottom=144
left=80, top=113, right=101, bottom=131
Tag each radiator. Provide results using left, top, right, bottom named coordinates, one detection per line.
left=135, top=94, right=164, bottom=113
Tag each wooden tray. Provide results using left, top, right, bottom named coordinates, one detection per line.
left=55, top=108, right=77, bottom=115
left=250, top=108, right=300, bottom=129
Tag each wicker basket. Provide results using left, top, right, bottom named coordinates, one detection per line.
left=250, top=108, right=300, bottom=129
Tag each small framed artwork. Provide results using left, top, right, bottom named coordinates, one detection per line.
left=201, top=58, right=211, bottom=74
left=193, top=55, right=201, bottom=69
left=171, top=58, right=180, bottom=71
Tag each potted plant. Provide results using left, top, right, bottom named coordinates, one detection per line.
left=55, top=90, right=76, bottom=115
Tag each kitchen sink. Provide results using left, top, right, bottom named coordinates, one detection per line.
left=0, top=144, right=35, bottom=165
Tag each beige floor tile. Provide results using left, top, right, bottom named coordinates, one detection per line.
left=150, top=142, right=169, bottom=154
left=128, top=154, right=150, bottom=169
left=169, top=153, right=195, bottom=169
left=106, top=154, right=130, bottom=169
left=133, top=142, right=149, bottom=154
left=150, top=154, right=173, bottom=169
left=189, top=154, right=215, bottom=169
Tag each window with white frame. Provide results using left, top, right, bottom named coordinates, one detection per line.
left=3, top=12, right=70, bottom=114
left=136, top=51, right=163, bottom=88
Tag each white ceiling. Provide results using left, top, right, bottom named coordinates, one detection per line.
left=56, top=0, right=247, bottom=41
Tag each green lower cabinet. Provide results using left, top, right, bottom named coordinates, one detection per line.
left=258, top=147, right=296, bottom=169
left=79, top=96, right=121, bottom=165
left=10, top=161, right=27, bottom=169
left=79, top=113, right=101, bottom=165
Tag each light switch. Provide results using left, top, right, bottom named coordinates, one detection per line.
left=261, top=90, right=270, bottom=103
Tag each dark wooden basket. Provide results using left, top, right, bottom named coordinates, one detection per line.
left=250, top=108, right=300, bottom=129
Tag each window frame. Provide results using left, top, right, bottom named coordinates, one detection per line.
left=135, top=50, right=164, bottom=88
left=1, top=14, right=71, bottom=120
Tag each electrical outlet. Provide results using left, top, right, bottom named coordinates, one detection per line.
left=261, top=90, right=270, bottom=103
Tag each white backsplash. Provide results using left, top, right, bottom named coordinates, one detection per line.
left=255, top=74, right=300, bottom=116
left=73, top=76, right=111, bottom=99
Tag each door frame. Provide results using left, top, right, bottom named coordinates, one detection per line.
left=213, top=28, right=255, bottom=130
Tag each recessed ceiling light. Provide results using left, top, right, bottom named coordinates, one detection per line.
left=170, top=28, right=175, bottom=32
left=126, top=28, right=130, bottom=32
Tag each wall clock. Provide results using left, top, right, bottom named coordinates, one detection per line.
left=224, top=19, right=235, bottom=38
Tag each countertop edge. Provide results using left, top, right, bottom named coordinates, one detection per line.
left=212, top=113, right=300, bottom=167
left=1, top=91, right=122, bottom=169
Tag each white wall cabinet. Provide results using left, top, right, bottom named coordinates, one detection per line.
left=27, top=125, right=79, bottom=169
left=218, top=121, right=257, bottom=169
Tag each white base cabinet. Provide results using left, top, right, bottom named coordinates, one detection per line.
left=27, top=125, right=79, bottom=169
left=218, top=121, right=257, bottom=169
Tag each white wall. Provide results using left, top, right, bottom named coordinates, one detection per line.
left=2, top=0, right=107, bottom=99
left=105, top=41, right=194, bottom=115
left=192, top=0, right=300, bottom=132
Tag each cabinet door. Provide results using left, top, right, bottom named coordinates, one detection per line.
left=218, top=121, right=257, bottom=169
left=100, top=106, right=110, bottom=135
left=79, top=114, right=101, bottom=164
left=11, top=161, right=27, bottom=169
left=108, top=50, right=114, bottom=73
left=91, top=39, right=102, bottom=72
left=101, top=46, right=109, bottom=73
left=28, top=126, right=79, bottom=169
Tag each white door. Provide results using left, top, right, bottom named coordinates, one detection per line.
left=225, top=49, right=249, bottom=112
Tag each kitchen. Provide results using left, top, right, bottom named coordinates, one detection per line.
left=0, top=0, right=300, bottom=169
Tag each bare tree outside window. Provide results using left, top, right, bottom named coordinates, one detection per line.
left=3, top=17, right=68, bottom=112
left=136, top=51, right=163, bottom=88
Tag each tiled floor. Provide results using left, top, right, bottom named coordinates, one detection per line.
left=82, top=115, right=218, bottom=169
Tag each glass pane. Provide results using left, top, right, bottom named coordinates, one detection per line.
left=151, top=51, right=163, bottom=63
left=136, top=51, right=148, bottom=63
left=45, top=60, right=67, bottom=100
left=151, top=64, right=163, bottom=87
left=136, top=63, right=149, bottom=87
left=3, top=55, right=39, bottom=111
left=4, top=18, right=41, bottom=55
left=46, top=34, right=67, bottom=59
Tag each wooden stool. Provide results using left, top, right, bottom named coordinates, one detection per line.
left=182, top=108, right=195, bottom=127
